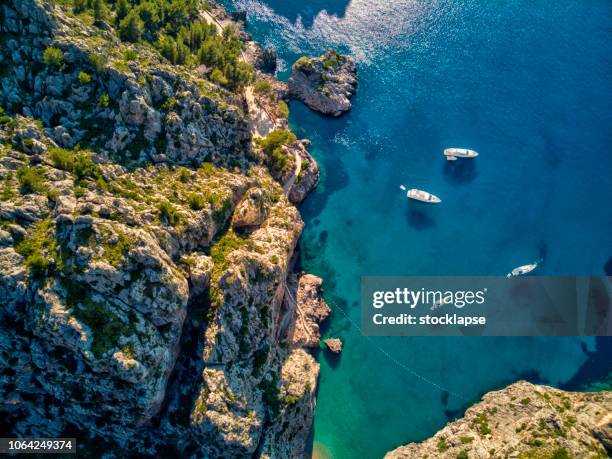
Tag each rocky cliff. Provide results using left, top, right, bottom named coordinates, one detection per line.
left=288, top=49, right=357, bottom=117
left=386, top=381, right=611, bottom=459
left=0, top=0, right=327, bottom=456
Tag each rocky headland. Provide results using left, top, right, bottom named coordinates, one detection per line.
left=288, top=49, right=357, bottom=117
left=386, top=381, right=611, bottom=459
left=0, top=0, right=327, bottom=456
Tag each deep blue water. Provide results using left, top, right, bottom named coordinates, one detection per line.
left=222, top=1, right=612, bottom=457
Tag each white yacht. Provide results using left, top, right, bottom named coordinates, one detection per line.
left=407, top=189, right=441, bottom=203
left=506, top=260, right=541, bottom=277
left=444, top=148, right=479, bottom=161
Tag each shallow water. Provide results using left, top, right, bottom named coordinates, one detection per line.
left=222, top=1, right=612, bottom=457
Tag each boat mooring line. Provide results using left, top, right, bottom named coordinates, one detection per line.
left=325, top=296, right=470, bottom=402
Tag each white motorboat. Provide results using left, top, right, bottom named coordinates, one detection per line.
left=444, top=148, right=479, bottom=161
left=506, top=260, right=541, bottom=277
left=407, top=188, right=441, bottom=203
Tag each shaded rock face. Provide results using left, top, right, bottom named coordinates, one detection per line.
left=244, top=41, right=277, bottom=74
left=288, top=49, right=357, bottom=117
left=0, top=1, right=324, bottom=456
left=386, top=381, right=612, bottom=459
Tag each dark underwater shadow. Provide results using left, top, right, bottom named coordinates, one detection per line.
left=539, top=128, right=563, bottom=169
left=560, top=337, right=612, bottom=391
left=443, top=158, right=477, bottom=185
left=405, top=207, right=436, bottom=230
left=604, top=258, right=612, bottom=275
left=321, top=345, right=342, bottom=369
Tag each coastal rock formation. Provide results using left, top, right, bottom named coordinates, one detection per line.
left=0, top=0, right=325, bottom=456
left=287, top=139, right=320, bottom=204
left=288, top=49, right=357, bottom=117
left=386, top=381, right=612, bottom=459
left=324, top=337, right=343, bottom=354
left=244, top=41, right=277, bottom=74
left=283, top=273, right=331, bottom=348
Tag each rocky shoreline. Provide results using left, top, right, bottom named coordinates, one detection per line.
left=386, top=381, right=611, bottom=459
left=0, top=0, right=332, bottom=456
left=288, top=49, right=357, bottom=117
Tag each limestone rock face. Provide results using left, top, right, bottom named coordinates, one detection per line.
left=386, top=381, right=612, bottom=459
left=288, top=49, right=357, bottom=117
left=0, top=0, right=325, bottom=454
left=231, top=187, right=267, bottom=228
left=284, top=273, right=331, bottom=348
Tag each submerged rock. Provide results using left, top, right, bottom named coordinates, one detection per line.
left=386, top=380, right=612, bottom=459
left=288, top=49, right=357, bottom=117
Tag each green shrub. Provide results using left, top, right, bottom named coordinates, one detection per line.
left=49, top=147, right=74, bottom=171
left=98, top=94, right=110, bottom=108
left=158, top=200, right=182, bottom=226
left=119, top=10, right=144, bottom=42
left=210, top=230, right=242, bottom=274
left=258, top=130, right=296, bottom=154
left=456, top=451, right=468, bottom=459
left=124, top=49, right=138, bottom=61
left=254, top=80, right=272, bottom=95
left=550, top=448, right=571, bottom=459
left=43, top=47, right=64, bottom=71
left=92, top=0, right=108, bottom=24
left=210, top=68, right=228, bottom=86
left=177, top=167, right=190, bottom=182
left=115, top=0, right=131, bottom=21
left=17, top=166, right=46, bottom=194
left=78, top=71, right=92, bottom=84
left=103, top=231, right=131, bottom=268
left=1, top=173, right=15, bottom=201
left=73, top=152, right=99, bottom=182
left=277, top=100, right=289, bottom=119
left=257, top=129, right=296, bottom=174
left=89, top=54, right=106, bottom=73
left=161, top=97, right=178, bottom=112
left=437, top=438, right=448, bottom=452
left=14, top=219, right=57, bottom=277
left=187, top=193, right=205, bottom=210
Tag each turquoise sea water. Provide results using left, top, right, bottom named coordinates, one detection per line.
left=222, top=1, right=612, bottom=457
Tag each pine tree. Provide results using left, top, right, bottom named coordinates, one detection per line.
left=115, top=0, right=130, bottom=23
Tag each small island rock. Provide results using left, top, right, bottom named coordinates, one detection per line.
left=288, top=49, right=357, bottom=117
left=324, top=338, right=343, bottom=354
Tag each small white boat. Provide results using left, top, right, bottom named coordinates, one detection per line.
left=506, top=260, right=541, bottom=277
left=407, top=188, right=441, bottom=203
left=444, top=148, right=479, bottom=161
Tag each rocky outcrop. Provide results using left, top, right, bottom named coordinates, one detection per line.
left=0, top=0, right=326, bottom=456
left=283, top=273, right=331, bottom=348
left=386, top=381, right=611, bottom=459
left=244, top=41, right=277, bottom=74
left=287, top=139, right=320, bottom=204
left=288, top=49, right=357, bottom=117
left=324, top=338, right=343, bottom=354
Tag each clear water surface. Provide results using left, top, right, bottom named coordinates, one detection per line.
left=221, top=1, right=612, bottom=457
